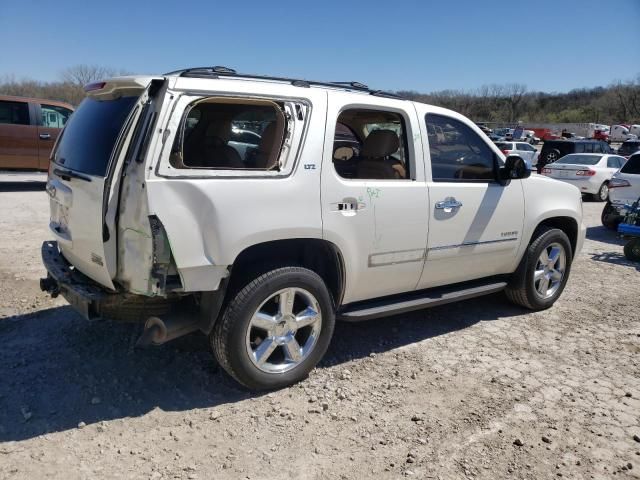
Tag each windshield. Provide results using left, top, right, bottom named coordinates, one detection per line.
left=555, top=154, right=602, bottom=165
left=53, top=96, right=137, bottom=176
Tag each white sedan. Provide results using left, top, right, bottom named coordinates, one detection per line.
left=495, top=141, right=539, bottom=168
left=541, top=153, right=627, bottom=201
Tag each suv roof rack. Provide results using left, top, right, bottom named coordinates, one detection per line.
left=164, top=66, right=403, bottom=99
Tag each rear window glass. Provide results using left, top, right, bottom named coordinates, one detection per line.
left=620, top=154, right=640, bottom=174
left=555, top=154, right=602, bottom=165
left=495, top=142, right=511, bottom=150
left=619, top=142, right=640, bottom=155
left=53, top=96, right=137, bottom=176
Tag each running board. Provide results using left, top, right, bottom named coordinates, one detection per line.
left=338, top=280, right=507, bottom=322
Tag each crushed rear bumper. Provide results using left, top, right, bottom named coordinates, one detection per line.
left=40, top=240, right=111, bottom=320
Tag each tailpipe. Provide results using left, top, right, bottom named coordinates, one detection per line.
left=136, top=314, right=201, bottom=347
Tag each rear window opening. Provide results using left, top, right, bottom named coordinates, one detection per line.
left=170, top=99, right=287, bottom=170
left=620, top=154, right=640, bottom=175
left=555, top=154, right=602, bottom=165
left=53, top=96, right=138, bottom=177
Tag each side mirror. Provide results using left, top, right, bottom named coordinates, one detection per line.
left=499, top=155, right=531, bottom=185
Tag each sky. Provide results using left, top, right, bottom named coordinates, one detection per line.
left=1, top=0, right=639, bottom=94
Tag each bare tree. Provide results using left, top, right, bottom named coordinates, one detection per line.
left=60, top=64, right=125, bottom=86
left=504, top=83, right=527, bottom=123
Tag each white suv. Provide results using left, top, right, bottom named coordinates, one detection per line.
left=41, top=67, right=586, bottom=390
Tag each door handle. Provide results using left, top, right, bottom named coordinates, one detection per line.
left=435, top=198, right=463, bottom=210
left=39, top=133, right=51, bottom=140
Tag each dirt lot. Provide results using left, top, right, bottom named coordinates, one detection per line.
left=0, top=172, right=639, bottom=480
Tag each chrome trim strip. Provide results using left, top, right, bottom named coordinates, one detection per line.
left=368, top=248, right=426, bottom=267
left=428, top=237, right=518, bottom=252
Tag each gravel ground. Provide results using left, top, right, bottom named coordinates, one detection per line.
left=0, top=173, right=639, bottom=480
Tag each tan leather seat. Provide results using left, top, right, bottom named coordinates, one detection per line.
left=195, top=120, right=243, bottom=168
left=356, top=129, right=403, bottom=179
left=254, top=121, right=285, bottom=169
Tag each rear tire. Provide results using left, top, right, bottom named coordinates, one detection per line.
left=210, top=267, right=335, bottom=390
left=505, top=227, right=573, bottom=310
left=623, top=239, right=640, bottom=262
left=592, top=182, right=609, bottom=202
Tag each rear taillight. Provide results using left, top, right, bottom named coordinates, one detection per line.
left=84, top=82, right=106, bottom=92
left=609, top=178, right=631, bottom=188
left=542, top=168, right=552, bottom=175
left=576, top=169, right=596, bottom=176
left=501, top=149, right=509, bottom=155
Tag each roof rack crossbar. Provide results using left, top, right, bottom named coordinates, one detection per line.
left=165, top=67, right=403, bottom=99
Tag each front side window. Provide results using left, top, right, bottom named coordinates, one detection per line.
left=0, top=100, right=29, bottom=125
left=332, top=109, right=410, bottom=180
left=426, top=114, right=496, bottom=181
left=171, top=99, right=286, bottom=170
left=620, top=154, right=640, bottom=174
left=41, top=104, right=72, bottom=128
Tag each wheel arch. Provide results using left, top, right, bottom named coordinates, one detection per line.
left=532, top=216, right=579, bottom=258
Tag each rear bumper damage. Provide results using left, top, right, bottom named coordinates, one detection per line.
left=40, top=240, right=110, bottom=320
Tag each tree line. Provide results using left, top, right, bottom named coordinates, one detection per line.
left=1, top=65, right=638, bottom=124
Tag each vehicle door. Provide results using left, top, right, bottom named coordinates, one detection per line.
left=37, top=103, right=73, bottom=170
left=415, top=108, right=525, bottom=289
left=0, top=99, right=39, bottom=169
left=321, top=92, right=429, bottom=304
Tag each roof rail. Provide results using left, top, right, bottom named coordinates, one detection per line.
left=164, top=67, right=403, bottom=99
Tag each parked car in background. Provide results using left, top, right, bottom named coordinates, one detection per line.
left=630, top=125, right=640, bottom=138
left=537, top=139, right=613, bottom=172
left=523, top=130, right=540, bottom=145
left=228, top=128, right=261, bottom=160
left=617, top=140, right=640, bottom=158
left=602, top=152, right=640, bottom=229
left=609, top=125, right=638, bottom=143
left=0, top=95, right=74, bottom=171
left=541, top=153, right=626, bottom=201
left=495, top=141, right=539, bottom=168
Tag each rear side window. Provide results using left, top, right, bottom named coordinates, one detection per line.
left=172, top=99, right=286, bottom=170
left=53, top=96, right=137, bottom=177
left=621, top=154, right=640, bottom=174
left=0, top=100, right=29, bottom=125
left=40, top=104, right=73, bottom=128
left=426, top=114, right=495, bottom=181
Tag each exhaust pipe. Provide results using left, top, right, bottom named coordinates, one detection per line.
left=136, top=314, right=201, bottom=347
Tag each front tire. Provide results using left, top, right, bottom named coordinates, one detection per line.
left=505, top=227, right=573, bottom=310
left=211, top=267, right=335, bottom=390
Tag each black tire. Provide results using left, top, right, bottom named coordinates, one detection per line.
left=592, top=182, right=609, bottom=202
left=601, top=202, right=622, bottom=230
left=505, top=227, right=573, bottom=310
left=623, top=239, right=640, bottom=262
left=210, top=267, right=335, bottom=390
left=543, top=148, right=561, bottom=164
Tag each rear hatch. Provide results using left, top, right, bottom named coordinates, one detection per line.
left=47, top=77, right=163, bottom=289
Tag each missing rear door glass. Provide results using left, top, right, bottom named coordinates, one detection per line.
left=170, top=98, right=287, bottom=171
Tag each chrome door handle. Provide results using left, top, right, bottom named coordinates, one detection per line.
left=435, top=198, right=463, bottom=210
left=39, top=133, right=51, bottom=140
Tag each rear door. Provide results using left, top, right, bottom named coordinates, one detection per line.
left=47, top=79, right=161, bottom=289
left=0, top=99, right=39, bottom=169
left=36, top=103, right=73, bottom=170
left=612, top=154, right=640, bottom=204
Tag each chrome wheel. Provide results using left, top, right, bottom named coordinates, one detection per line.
left=546, top=152, right=558, bottom=162
left=534, top=242, right=566, bottom=299
left=245, top=287, right=322, bottom=374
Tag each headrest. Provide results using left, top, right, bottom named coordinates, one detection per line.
left=361, top=129, right=399, bottom=158
left=205, top=120, right=231, bottom=142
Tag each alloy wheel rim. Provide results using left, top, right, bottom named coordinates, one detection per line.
left=245, top=287, right=322, bottom=374
left=600, top=184, right=608, bottom=200
left=534, top=242, right=566, bottom=299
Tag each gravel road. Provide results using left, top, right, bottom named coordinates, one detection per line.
left=0, top=173, right=639, bottom=480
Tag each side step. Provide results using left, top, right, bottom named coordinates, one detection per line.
left=338, top=280, right=507, bottom=322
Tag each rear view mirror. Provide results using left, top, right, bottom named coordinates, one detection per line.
left=499, top=155, right=531, bottom=184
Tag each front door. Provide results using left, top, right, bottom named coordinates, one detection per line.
left=0, top=99, right=39, bottom=169
left=321, top=92, right=429, bottom=304
left=416, top=111, right=525, bottom=289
